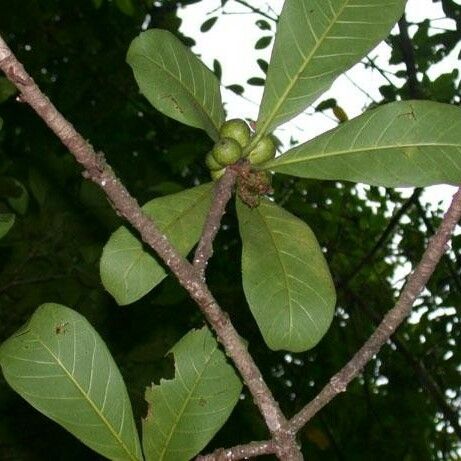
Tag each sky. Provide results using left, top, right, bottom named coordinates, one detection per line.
left=177, top=0, right=461, bottom=211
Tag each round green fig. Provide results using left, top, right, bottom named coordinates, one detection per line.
left=212, top=137, right=242, bottom=166
left=205, top=151, right=222, bottom=171
left=248, top=135, right=276, bottom=165
left=219, top=119, right=251, bottom=148
left=211, top=168, right=226, bottom=181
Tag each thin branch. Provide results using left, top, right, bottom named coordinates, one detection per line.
left=289, top=187, right=461, bottom=433
left=193, top=167, right=238, bottom=279
left=340, top=188, right=422, bottom=288
left=397, top=15, right=424, bottom=99
left=0, top=35, right=302, bottom=461
left=345, top=288, right=461, bottom=440
left=232, top=0, right=278, bottom=22
left=196, top=440, right=275, bottom=461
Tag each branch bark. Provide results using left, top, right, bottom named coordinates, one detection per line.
left=196, top=440, right=275, bottom=461
left=193, top=167, right=238, bottom=279
left=0, top=35, right=302, bottom=461
left=289, top=187, right=461, bottom=433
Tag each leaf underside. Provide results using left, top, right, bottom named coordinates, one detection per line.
left=263, top=100, right=461, bottom=187
left=100, top=183, right=214, bottom=305
left=256, top=0, right=406, bottom=135
left=142, top=327, right=242, bottom=461
left=0, top=213, right=15, bottom=240
left=127, top=29, right=225, bottom=140
left=0, top=304, right=142, bottom=461
left=237, top=198, right=336, bottom=352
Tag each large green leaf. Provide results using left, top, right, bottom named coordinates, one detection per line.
left=256, top=0, right=406, bottom=135
left=237, top=198, right=336, bottom=352
left=0, top=213, right=15, bottom=240
left=100, top=183, right=213, bottom=305
left=127, top=29, right=225, bottom=141
left=0, top=304, right=142, bottom=461
left=263, top=100, right=461, bottom=187
left=142, top=327, right=242, bottom=461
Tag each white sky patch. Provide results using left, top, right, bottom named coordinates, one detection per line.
left=178, top=0, right=460, bottom=212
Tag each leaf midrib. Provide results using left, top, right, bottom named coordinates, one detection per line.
left=268, top=141, right=461, bottom=168
left=137, top=51, right=219, bottom=138
left=157, top=346, right=218, bottom=460
left=35, top=333, right=140, bottom=461
left=257, top=0, right=350, bottom=138
left=256, top=205, right=295, bottom=347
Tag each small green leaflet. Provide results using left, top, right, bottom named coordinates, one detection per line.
left=100, top=183, right=213, bottom=305
left=0, top=304, right=142, bottom=461
left=263, top=100, right=461, bottom=187
left=127, top=29, right=225, bottom=141
left=0, top=213, right=15, bottom=240
left=256, top=0, right=406, bottom=135
left=142, top=327, right=242, bottom=461
left=237, top=198, right=336, bottom=352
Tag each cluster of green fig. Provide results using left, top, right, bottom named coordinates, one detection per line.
left=206, top=119, right=276, bottom=180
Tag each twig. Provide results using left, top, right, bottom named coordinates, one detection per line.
left=233, top=0, right=278, bottom=22
left=196, top=440, right=275, bottom=461
left=340, top=188, right=422, bottom=288
left=193, top=167, right=238, bottom=279
left=289, top=187, right=461, bottom=433
left=0, top=35, right=302, bottom=461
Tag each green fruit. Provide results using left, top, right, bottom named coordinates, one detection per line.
left=205, top=151, right=222, bottom=171
left=219, top=119, right=251, bottom=148
left=212, top=137, right=242, bottom=166
left=211, top=168, right=226, bottom=181
left=248, top=136, right=276, bottom=165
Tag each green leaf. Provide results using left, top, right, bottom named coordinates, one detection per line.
left=0, top=77, right=16, bottom=103
left=92, top=0, right=104, bottom=8
left=0, top=213, right=15, bottom=240
left=255, top=19, right=271, bottom=31
left=237, top=198, right=336, bottom=352
left=142, top=327, right=242, bottom=461
left=0, top=303, right=142, bottom=461
left=226, top=84, right=244, bottom=95
left=256, top=0, right=406, bottom=135
left=247, top=77, right=265, bottom=86
left=127, top=29, right=225, bottom=141
left=115, top=0, right=135, bottom=16
left=200, top=17, right=218, bottom=32
left=263, top=100, right=461, bottom=187
left=255, top=36, right=272, bottom=50
left=100, top=184, right=213, bottom=305
left=7, top=179, right=29, bottom=215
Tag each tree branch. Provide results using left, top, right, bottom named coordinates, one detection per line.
left=289, top=187, right=461, bottom=433
left=0, top=35, right=302, bottom=461
left=193, top=167, right=238, bottom=279
left=233, top=0, right=278, bottom=22
left=196, top=440, right=275, bottom=461
left=340, top=188, right=422, bottom=288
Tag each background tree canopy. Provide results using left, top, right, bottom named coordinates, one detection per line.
left=0, top=1, right=460, bottom=460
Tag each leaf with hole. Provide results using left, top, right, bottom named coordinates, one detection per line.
left=100, top=183, right=213, bottom=305
left=0, top=303, right=142, bottom=461
left=237, top=198, right=336, bottom=352
left=142, top=327, right=242, bottom=461
left=127, top=29, right=225, bottom=140
left=263, top=100, right=461, bottom=187
left=256, top=0, right=406, bottom=135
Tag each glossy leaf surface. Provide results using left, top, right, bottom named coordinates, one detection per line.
left=263, top=100, right=461, bottom=187
left=256, top=0, right=406, bottom=134
left=0, top=304, right=142, bottom=461
left=142, top=327, right=242, bottom=461
left=127, top=29, right=225, bottom=140
left=100, top=184, right=213, bottom=305
left=237, top=198, right=336, bottom=352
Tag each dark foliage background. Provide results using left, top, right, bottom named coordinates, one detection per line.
left=0, top=1, right=459, bottom=459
